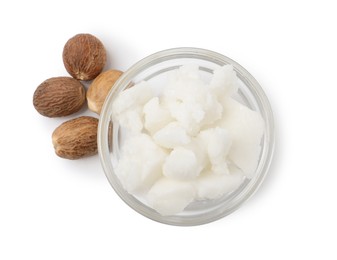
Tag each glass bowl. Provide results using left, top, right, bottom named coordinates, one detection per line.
left=98, top=47, right=274, bottom=226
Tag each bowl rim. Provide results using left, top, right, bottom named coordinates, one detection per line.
left=98, top=47, right=275, bottom=226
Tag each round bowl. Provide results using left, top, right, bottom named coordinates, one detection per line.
left=98, top=47, right=274, bottom=226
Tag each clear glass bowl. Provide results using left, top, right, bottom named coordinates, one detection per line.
left=98, top=47, right=274, bottom=226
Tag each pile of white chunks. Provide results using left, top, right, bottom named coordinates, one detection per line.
left=112, top=64, right=265, bottom=216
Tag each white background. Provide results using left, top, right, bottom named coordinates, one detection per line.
left=0, top=0, right=336, bottom=259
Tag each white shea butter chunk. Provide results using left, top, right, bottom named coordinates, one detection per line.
left=153, top=122, right=191, bottom=149
left=113, top=81, right=153, bottom=115
left=166, top=99, right=204, bottom=135
left=165, top=64, right=202, bottom=97
left=163, top=147, right=201, bottom=180
left=143, top=97, right=172, bottom=134
left=167, top=94, right=222, bottom=135
left=183, top=137, right=208, bottom=172
left=148, top=178, right=196, bottom=216
left=209, top=65, right=239, bottom=99
left=199, top=93, right=223, bottom=127
left=163, top=64, right=223, bottom=135
left=112, top=81, right=153, bottom=132
left=198, top=127, right=232, bottom=175
left=195, top=171, right=244, bottom=200
left=175, top=63, right=200, bottom=79
left=117, top=107, right=144, bottom=133
left=220, top=98, right=265, bottom=177
left=115, top=134, right=167, bottom=192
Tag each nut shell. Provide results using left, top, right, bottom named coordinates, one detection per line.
left=87, top=69, right=123, bottom=114
left=62, top=33, right=107, bottom=81
left=52, top=116, right=99, bottom=160
left=33, top=77, right=86, bottom=117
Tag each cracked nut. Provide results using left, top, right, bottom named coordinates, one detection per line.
left=87, top=69, right=123, bottom=114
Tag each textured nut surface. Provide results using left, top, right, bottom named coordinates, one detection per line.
left=52, top=116, right=99, bottom=160
left=33, top=77, right=86, bottom=117
left=87, top=69, right=123, bottom=114
left=62, top=33, right=106, bottom=81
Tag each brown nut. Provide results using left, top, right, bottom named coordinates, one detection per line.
left=33, top=77, right=86, bottom=117
left=87, top=69, right=123, bottom=114
left=62, top=33, right=107, bottom=81
left=52, top=116, right=99, bottom=160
